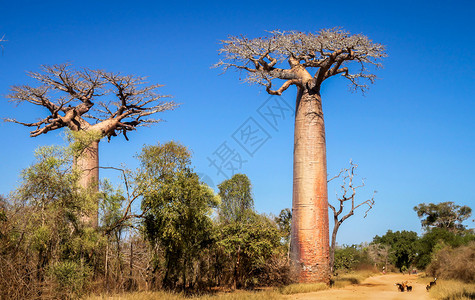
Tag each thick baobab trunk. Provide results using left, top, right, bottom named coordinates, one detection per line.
left=290, top=88, right=330, bottom=283
left=74, top=139, right=100, bottom=227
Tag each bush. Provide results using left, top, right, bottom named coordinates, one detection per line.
left=427, top=242, right=475, bottom=283
left=48, top=260, right=92, bottom=299
left=334, top=244, right=374, bottom=271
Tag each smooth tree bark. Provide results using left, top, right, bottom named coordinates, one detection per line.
left=215, top=28, right=386, bottom=283
left=6, top=64, right=177, bottom=226
left=327, top=161, right=375, bottom=273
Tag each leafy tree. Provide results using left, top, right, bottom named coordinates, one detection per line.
left=372, top=230, right=419, bottom=272
left=218, top=174, right=253, bottom=223
left=415, top=227, right=475, bottom=269
left=333, top=244, right=373, bottom=271
left=215, top=28, right=386, bottom=282
left=6, top=64, right=177, bottom=226
left=215, top=176, right=286, bottom=288
left=216, top=213, right=282, bottom=288
left=414, top=202, right=472, bottom=233
left=1, top=145, right=104, bottom=297
left=139, top=141, right=219, bottom=290
left=275, top=208, right=292, bottom=246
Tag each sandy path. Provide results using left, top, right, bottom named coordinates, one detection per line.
left=287, top=274, right=430, bottom=300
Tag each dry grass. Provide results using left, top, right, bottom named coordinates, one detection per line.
left=279, top=282, right=328, bottom=295
left=331, top=270, right=379, bottom=288
left=86, top=270, right=380, bottom=299
left=427, top=280, right=475, bottom=300
left=86, top=290, right=283, bottom=300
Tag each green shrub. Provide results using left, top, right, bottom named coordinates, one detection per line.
left=334, top=244, right=374, bottom=271
left=48, top=260, right=92, bottom=299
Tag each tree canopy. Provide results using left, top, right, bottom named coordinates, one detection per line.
left=6, top=64, right=177, bottom=140
left=215, top=28, right=387, bottom=94
left=139, top=141, right=219, bottom=289
left=217, top=174, right=254, bottom=223
left=414, top=202, right=472, bottom=233
left=372, top=230, right=419, bottom=272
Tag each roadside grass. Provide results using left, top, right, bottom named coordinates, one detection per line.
left=86, top=290, right=283, bottom=300
left=331, top=270, right=379, bottom=288
left=427, top=280, right=475, bottom=300
left=279, top=282, right=328, bottom=295
left=86, top=270, right=380, bottom=299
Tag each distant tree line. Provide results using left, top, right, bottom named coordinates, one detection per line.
left=332, top=201, right=474, bottom=282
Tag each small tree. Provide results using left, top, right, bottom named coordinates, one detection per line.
left=216, top=175, right=284, bottom=288
left=6, top=64, right=177, bottom=226
left=275, top=208, right=292, bottom=247
left=216, top=213, right=282, bottom=289
left=139, top=141, right=218, bottom=290
left=414, top=202, right=472, bottom=233
left=217, top=174, right=253, bottom=223
left=216, top=28, right=386, bottom=282
left=372, top=230, right=419, bottom=272
left=328, top=161, right=375, bottom=272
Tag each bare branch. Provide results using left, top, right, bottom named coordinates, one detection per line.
left=328, top=160, right=376, bottom=271
left=6, top=64, right=177, bottom=141
left=215, top=28, right=386, bottom=95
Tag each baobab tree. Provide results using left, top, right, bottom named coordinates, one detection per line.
left=6, top=64, right=176, bottom=226
left=215, top=28, right=386, bottom=283
left=328, top=161, right=375, bottom=273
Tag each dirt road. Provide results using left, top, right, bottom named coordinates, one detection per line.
left=287, top=274, right=430, bottom=300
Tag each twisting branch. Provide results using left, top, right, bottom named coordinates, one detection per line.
left=98, top=166, right=150, bottom=235
left=328, top=160, right=376, bottom=272
left=215, top=28, right=386, bottom=95
left=266, top=79, right=301, bottom=95
left=5, top=64, right=178, bottom=141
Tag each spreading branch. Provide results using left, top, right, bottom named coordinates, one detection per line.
left=5, top=64, right=178, bottom=141
left=215, top=28, right=386, bottom=94
left=97, top=166, right=150, bottom=235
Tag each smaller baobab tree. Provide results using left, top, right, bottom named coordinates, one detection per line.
left=328, top=161, right=376, bottom=273
left=6, top=64, right=177, bottom=226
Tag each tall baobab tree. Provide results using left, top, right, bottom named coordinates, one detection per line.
left=6, top=64, right=177, bottom=226
left=215, top=28, right=386, bottom=283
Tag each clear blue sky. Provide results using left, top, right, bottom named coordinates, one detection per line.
left=1, top=0, right=474, bottom=245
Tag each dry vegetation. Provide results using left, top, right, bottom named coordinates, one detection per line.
left=428, top=280, right=475, bottom=300
left=86, top=290, right=282, bottom=300
left=330, top=270, right=378, bottom=288
left=427, top=242, right=475, bottom=283
left=85, top=270, right=381, bottom=299
left=279, top=282, right=328, bottom=295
